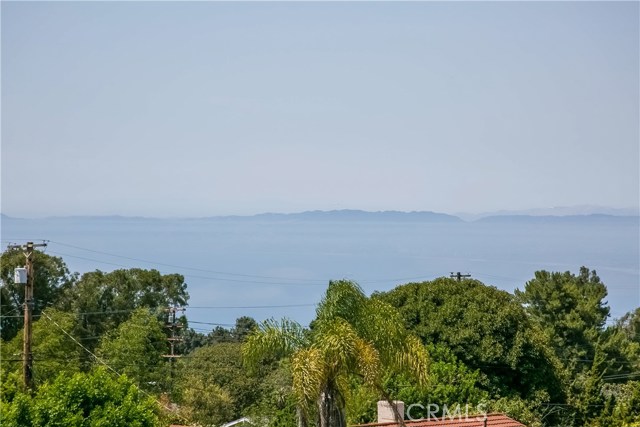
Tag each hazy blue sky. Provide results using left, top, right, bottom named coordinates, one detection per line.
left=2, top=1, right=638, bottom=217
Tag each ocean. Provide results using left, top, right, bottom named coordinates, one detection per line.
left=1, top=213, right=638, bottom=330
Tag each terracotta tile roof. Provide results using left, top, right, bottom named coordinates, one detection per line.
left=353, top=413, right=525, bottom=427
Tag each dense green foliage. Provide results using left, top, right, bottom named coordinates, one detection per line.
left=97, top=308, right=168, bottom=392
left=58, top=268, right=188, bottom=348
left=1, top=249, right=638, bottom=427
left=375, top=278, right=564, bottom=402
left=515, top=267, right=609, bottom=372
left=1, top=309, right=83, bottom=388
left=175, top=342, right=292, bottom=425
left=180, top=315, right=258, bottom=353
left=0, top=367, right=161, bottom=427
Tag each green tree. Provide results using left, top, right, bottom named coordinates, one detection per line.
left=387, top=344, right=489, bottom=420
left=376, top=277, right=564, bottom=402
left=0, top=367, right=161, bottom=427
left=180, top=316, right=259, bottom=354
left=515, top=267, right=610, bottom=371
left=233, top=316, right=258, bottom=341
left=345, top=343, right=490, bottom=424
left=179, top=379, right=234, bottom=426
left=58, top=269, right=188, bottom=347
left=176, top=342, right=263, bottom=425
left=600, top=324, right=640, bottom=380
left=568, top=344, right=609, bottom=426
left=596, top=381, right=640, bottom=427
left=612, top=308, right=640, bottom=373
left=1, top=309, right=83, bottom=392
left=97, top=308, right=168, bottom=392
left=0, top=250, right=76, bottom=341
left=243, top=280, right=430, bottom=427
left=177, top=342, right=297, bottom=426
left=179, top=328, right=208, bottom=354
left=247, top=360, right=298, bottom=427
left=618, top=308, right=640, bottom=344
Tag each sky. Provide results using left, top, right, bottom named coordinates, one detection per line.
left=2, top=1, right=639, bottom=218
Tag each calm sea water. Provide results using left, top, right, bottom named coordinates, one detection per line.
left=2, top=216, right=638, bottom=329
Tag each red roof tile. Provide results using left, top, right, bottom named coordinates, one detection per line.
left=353, top=413, right=525, bottom=427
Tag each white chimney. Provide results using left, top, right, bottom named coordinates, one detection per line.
left=377, top=400, right=404, bottom=424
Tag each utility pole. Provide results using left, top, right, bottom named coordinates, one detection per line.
left=7, top=241, right=48, bottom=390
left=450, top=272, right=471, bottom=282
left=163, top=306, right=184, bottom=398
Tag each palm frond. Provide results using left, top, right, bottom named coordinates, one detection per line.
left=354, top=338, right=382, bottom=387
left=395, top=335, right=430, bottom=386
left=291, top=347, right=325, bottom=407
left=316, top=280, right=366, bottom=325
left=355, top=298, right=408, bottom=363
left=243, top=318, right=307, bottom=371
left=314, top=318, right=361, bottom=375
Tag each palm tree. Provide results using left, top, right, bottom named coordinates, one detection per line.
left=243, top=280, right=429, bottom=427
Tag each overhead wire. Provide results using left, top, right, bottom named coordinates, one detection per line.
left=41, top=247, right=521, bottom=288
left=47, top=240, right=327, bottom=283
left=42, top=240, right=470, bottom=286
left=4, top=239, right=637, bottom=340
left=0, top=303, right=318, bottom=319
left=46, top=249, right=330, bottom=286
left=9, top=238, right=637, bottom=292
left=37, top=310, right=187, bottom=417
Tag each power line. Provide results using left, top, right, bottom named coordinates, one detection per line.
left=43, top=240, right=478, bottom=285
left=46, top=250, right=329, bottom=286
left=44, top=248, right=439, bottom=287
left=188, top=304, right=317, bottom=309
left=602, top=372, right=640, bottom=380
left=188, top=320, right=236, bottom=327
left=47, top=240, right=326, bottom=283
left=0, top=303, right=318, bottom=319
left=40, top=247, right=483, bottom=288
left=39, top=311, right=124, bottom=377
left=19, top=238, right=640, bottom=291
left=38, top=310, right=182, bottom=416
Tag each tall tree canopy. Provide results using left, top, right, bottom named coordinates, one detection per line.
left=57, top=268, right=188, bottom=344
left=515, top=267, right=610, bottom=368
left=617, top=308, right=640, bottom=345
left=375, top=277, right=564, bottom=402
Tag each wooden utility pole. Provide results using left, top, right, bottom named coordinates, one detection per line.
left=450, top=272, right=471, bottom=282
left=7, top=241, right=48, bottom=390
left=163, top=306, right=184, bottom=397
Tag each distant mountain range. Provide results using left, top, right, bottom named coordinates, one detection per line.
left=456, top=205, right=640, bottom=221
left=217, top=210, right=462, bottom=222
left=1, top=207, right=638, bottom=223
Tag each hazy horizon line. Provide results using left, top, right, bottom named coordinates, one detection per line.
left=2, top=204, right=639, bottom=221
